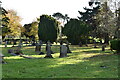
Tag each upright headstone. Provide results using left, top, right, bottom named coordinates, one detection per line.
left=79, top=41, right=82, bottom=47
left=18, top=40, right=22, bottom=48
left=59, top=44, right=68, bottom=58
left=5, top=41, right=7, bottom=47
left=94, top=40, right=97, bottom=48
left=44, top=41, right=53, bottom=58
left=38, top=40, right=44, bottom=55
left=66, top=41, right=72, bottom=53
left=102, top=44, right=106, bottom=51
left=35, top=43, right=41, bottom=52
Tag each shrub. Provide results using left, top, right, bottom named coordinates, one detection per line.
left=110, top=40, right=120, bottom=53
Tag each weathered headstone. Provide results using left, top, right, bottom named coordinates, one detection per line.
left=15, top=47, right=23, bottom=55
left=39, top=40, right=45, bottom=55
left=36, top=40, right=44, bottom=55
left=102, top=45, right=106, bottom=51
left=8, top=49, right=14, bottom=53
left=39, top=40, right=42, bottom=45
left=12, top=40, right=15, bottom=47
left=66, top=41, right=72, bottom=53
left=35, top=43, right=41, bottom=52
left=5, top=41, right=7, bottom=47
left=8, top=47, right=23, bottom=56
left=45, top=41, right=54, bottom=54
left=59, top=44, right=68, bottom=58
left=8, top=49, right=17, bottom=56
left=18, top=40, right=23, bottom=48
left=94, top=40, right=97, bottom=48
left=44, top=41, right=53, bottom=58
left=79, top=42, right=82, bottom=47
left=31, top=40, right=36, bottom=46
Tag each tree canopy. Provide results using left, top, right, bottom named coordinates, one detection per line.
left=6, top=9, right=22, bottom=37
left=23, top=21, right=38, bottom=41
left=63, top=19, right=89, bottom=45
left=38, top=14, right=58, bottom=43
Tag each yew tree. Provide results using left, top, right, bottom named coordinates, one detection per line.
left=38, top=14, right=58, bottom=43
left=63, top=19, right=89, bottom=45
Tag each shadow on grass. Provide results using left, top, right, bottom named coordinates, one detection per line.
left=83, top=54, right=116, bottom=60
left=2, top=45, right=118, bottom=78
left=79, top=47, right=93, bottom=49
left=2, top=51, right=118, bottom=78
left=82, top=50, right=112, bottom=54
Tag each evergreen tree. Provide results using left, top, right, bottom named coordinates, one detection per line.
left=63, top=19, right=89, bottom=45
left=38, top=14, right=58, bottom=43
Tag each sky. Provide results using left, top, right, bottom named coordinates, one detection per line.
left=1, top=0, right=90, bottom=26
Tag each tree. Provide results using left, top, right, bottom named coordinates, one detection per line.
left=5, top=9, right=22, bottom=38
left=63, top=19, right=89, bottom=45
left=95, top=2, right=116, bottom=43
left=108, top=0, right=120, bottom=39
left=78, top=1, right=116, bottom=44
left=115, top=7, right=120, bottom=39
left=38, top=14, right=58, bottom=43
left=23, top=21, right=38, bottom=41
left=52, top=12, right=64, bottom=20
left=38, top=14, right=58, bottom=58
left=0, top=7, right=10, bottom=39
left=117, top=8, right=120, bottom=38
left=78, top=1, right=101, bottom=46
left=52, top=12, right=70, bottom=42
left=22, top=21, right=38, bottom=46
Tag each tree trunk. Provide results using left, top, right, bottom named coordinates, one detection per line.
left=104, top=33, right=109, bottom=44
left=44, top=42, right=53, bottom=58
left=35, top=44, right=41, bottom=52
left=59, top=45, right=68, bottom=58
left=38, top=40, right=45, bottom=55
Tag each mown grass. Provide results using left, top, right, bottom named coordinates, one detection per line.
left=1, top=44, right=119, bottom=78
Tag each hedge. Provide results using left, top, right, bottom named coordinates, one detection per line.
left=110, top=40, right=120, bottom=53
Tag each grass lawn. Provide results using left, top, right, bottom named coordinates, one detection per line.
left=1, top=44, right=119, bottom=78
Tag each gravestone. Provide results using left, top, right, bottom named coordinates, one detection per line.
left=66, top=41, right=72, bottom=53
left=18, top=40, right=23, bottom=48
left=8, top=49, right=14, bottom=53
left=39, top=40, right=44, bottom=55
left=5, top=41, right=7, bottom=47
left=8, top=48, right=23, bottom=56
left=102, top=45, right=106, bottom=51
left=12, top=40, right=15, bottom=47
left=45, top=41, right=54, bottom=54
left=35, top=43, right=41, bottom=52
left=79, top=42, right=82, bottom=47
left=59, top=44, right=68, bottom=58
left=15, top=47, right=23, bottom=55
left=8, top=49, right=17, bottom=56
left=44, top=41, right=53, bottom=58
left=94, top=40, right=97, bottom=48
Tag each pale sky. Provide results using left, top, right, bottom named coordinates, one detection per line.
left=1, top=0, right=90, bottom=26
